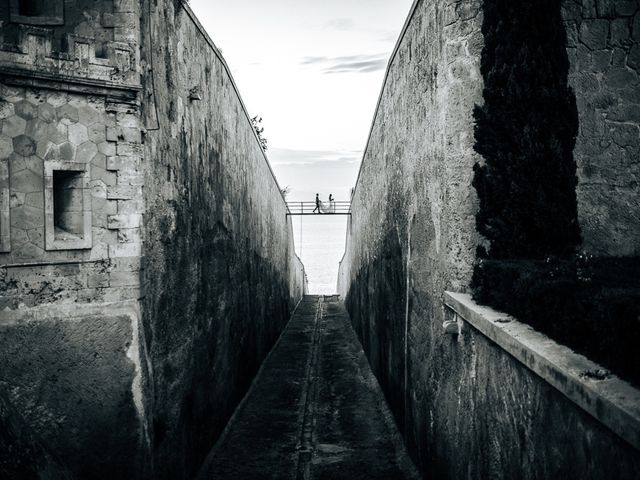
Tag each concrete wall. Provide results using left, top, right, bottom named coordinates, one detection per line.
left=563, top=0, right=640, bottom=256
left=338, top=0, right=640, bottom=478
left=139, top=1, right=305, bottom=478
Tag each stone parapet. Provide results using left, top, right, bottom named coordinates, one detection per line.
left=444, top=291, right=640, bottom=452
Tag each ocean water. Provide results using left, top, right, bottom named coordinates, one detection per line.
left=291, top=215, right=349, bottom=294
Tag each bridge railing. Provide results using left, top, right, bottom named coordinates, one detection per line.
left=286, top=201, right=351, bottom=215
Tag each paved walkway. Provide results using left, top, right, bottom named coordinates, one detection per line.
left=197, top=295, right=420, bottom=480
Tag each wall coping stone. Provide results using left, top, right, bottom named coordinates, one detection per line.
left=444, top=291, right=640, bottom=451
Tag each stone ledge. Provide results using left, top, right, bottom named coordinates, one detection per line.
left=0, top=299, right=139, bottom=325
left=444, top=291, right=640, bottom=451
left=0, top=69, right=140, bottom=103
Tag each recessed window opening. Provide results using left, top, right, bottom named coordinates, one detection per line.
left=10, top=0, right=64, bottom=25
left=19, top=0, right=45, bottom=16
left=53, top=170, right=85, bottom=240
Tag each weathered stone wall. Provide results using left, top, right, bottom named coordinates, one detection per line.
left=139, top=1, right=305, bottom=478
left=0, top=0, right=118, bottom=56
left=0, top=1, right=150, bottom=477
left=0, top=301, right=150, bottom=479
left=0, top=386, right=74, bottom=479
left=339, top=0, right=484, bottom=470
left=0, top=0, right=305, bottom=478
left=0, top=0, right=139, bottom=86
left=338, top=0, right=640, bottom=478
left=562, top=0, right=640, bottom=256
left=0, top=86, right=143, bottom=308
left=0, top=88, right=149, bottom=480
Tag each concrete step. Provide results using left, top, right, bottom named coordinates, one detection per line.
left=197, top=295, right=420, bottom=480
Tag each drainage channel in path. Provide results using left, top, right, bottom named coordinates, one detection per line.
left=197, top=295, right=420, bottom=480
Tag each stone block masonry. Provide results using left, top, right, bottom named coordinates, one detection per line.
left=0, top=87, right=144, bottom=308
left=0, top=0, right=306, bottom=478
left=0, top=1, right=152, bottom=477
left=562, top=0, right=640, bottom=256
left=338, top=0, right=640, bottom=479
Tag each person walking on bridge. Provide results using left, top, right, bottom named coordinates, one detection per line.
left=313, top=193, right=322, bottom=214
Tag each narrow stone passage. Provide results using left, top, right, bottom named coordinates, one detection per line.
left=197, top=295, right=420, bottom=480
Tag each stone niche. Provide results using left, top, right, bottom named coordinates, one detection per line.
left=0, top=85, right=113, bottom=263
left=44, top=160, right=92, bottom=250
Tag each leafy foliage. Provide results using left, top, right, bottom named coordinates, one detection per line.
left=251, top=116, right=268, bottom=151
left=469, top=1, right=640, bottom=386
left=473, top=0, right=580, bottom=259
left=280, top=185, right=291, bottom=199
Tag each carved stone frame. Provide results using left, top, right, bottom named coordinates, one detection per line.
left=44, top=161, right=92, bottom=251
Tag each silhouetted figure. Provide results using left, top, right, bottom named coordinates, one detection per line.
left=328, top=194, right=335, bottom=213
left=313, top=193, right=321, bottom=214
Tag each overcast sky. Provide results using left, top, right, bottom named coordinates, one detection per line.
left=189, top=0, right=414, bottom=201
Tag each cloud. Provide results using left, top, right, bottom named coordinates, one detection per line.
left=269, top=148, right=361, bottom=166
left=324, top=18, right=356, bottom=31
left=267, top=148, right=362, bottom=201
left=300, top=53, right=389, bottom=74
left=270, top=160, right=361, bottom=202
left=379, top=30, right=400, bottom=43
